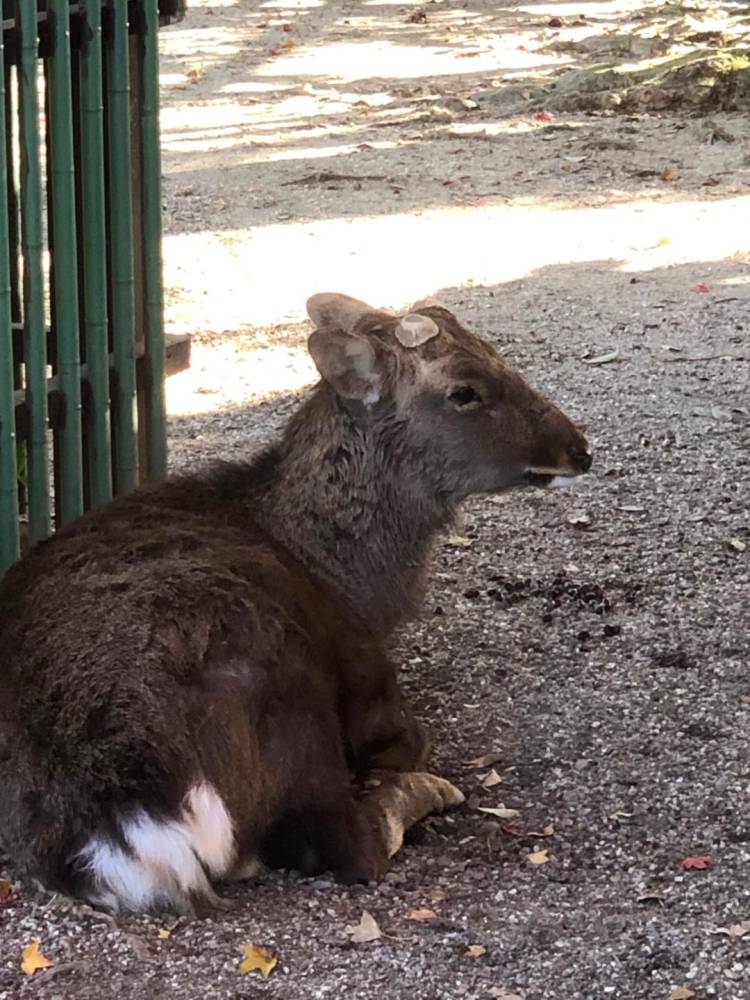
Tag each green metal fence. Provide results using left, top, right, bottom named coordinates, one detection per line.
left=0, top=1, right=188, bottom=575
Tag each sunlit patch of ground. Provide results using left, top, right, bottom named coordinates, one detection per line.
left=158, top=0, right=750, bottom=417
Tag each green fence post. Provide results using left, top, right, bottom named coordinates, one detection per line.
left=106, top=0, right=138, bottom=493
left=48, top=0, right=84, bottom=526
left=140, top=0, right=167, bottom=482
left=18, top=0, right=50, bottom=544
left=0, top=26, right=19, bottom=573
left=79, top=0, right=112, bottom=508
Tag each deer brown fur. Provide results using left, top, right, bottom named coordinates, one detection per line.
left=0, top=294, right=591, bottom=914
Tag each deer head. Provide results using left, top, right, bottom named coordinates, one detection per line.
left=306, top=292, right=591, bottom=503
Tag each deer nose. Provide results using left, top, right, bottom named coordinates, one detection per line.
left=571, top=447, right=593, bottom=473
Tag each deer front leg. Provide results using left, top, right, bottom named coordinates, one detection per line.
left=359, top=771, right=465, bottom=860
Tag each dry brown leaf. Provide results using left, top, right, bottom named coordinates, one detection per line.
left=465, top=752, right=503, bottom=768
left=527, top=849, right=549, bottom=865
left=480, top=769, right=503, bottom=788
left=660, top=167, right=677, bottom=182
left=712, top=919, right=750, bottom=939
left=157, top=928, right=171, bottom=940
left=347, top=911, right=382, bottom=943
left=479, top=806, right=520, bottom=820
left=668, top=988, right=694, bottom=1000
left=405, top=908, right=437, bottom=922
left=239, top=944, right=278, bottom=977
left=21, top=941, right=52, bottom=976
left=526, top=824, right=555, bottom=838
left=583, top=348, right=621, bottom=366
left=464, top=944, right=486, bottom=959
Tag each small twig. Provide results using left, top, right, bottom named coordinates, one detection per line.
left=282, top=171, right=386, bottom=186
left=660, top=353, right=748, bottom=363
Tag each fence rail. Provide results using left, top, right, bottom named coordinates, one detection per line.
left=0, top=0, right=188, bottom=575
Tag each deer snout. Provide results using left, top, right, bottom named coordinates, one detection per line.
left=570, top=445, right=593, bottom=474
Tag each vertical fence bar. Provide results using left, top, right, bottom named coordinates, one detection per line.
left=106, top=0, right=138, bottom=493
left=139, top=0, right=166, bottom=482
left=0, top=26, right=19, bottom=573
left=79, top=0, right=112, bottom=507
left=18, top=0, right=51, bottom=544
left=47, top=0, right=84, bottom=525
left=4, top=62, right=21, bottom=328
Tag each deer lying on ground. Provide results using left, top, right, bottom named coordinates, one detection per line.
left=0, top=293, right=591, bottom=915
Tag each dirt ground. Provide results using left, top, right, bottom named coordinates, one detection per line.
left=2, top=1, right=750, bottom=998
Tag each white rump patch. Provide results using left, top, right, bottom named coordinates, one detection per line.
left=183, top=783, right=236, bottom=876
left=549, top=475, right=576, bottom=488
left=77, top=782, right=235, bottom=913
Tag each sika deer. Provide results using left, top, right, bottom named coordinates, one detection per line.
left=0, top=293, right=591, bottom=914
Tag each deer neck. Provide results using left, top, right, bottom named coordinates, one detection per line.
left=256, top=390, right=453, bottom=637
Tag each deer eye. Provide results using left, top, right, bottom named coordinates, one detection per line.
left=448, top=385, right=482, bottom=408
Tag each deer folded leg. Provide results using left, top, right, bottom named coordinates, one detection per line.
left=360, top=771, right=465, bottom=859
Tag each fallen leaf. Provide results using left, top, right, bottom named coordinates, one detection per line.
left=712, top=919, right=750, bottom=939
left=668, top=989, right=695, bottom=1000
left=534, top=111, right=552, bottom=122
left=679, top=855, right=712, bottom=870
left=567, top=511, right=591, bottom=529
left=527, top=849, right=549, bottom=865
left=446, top=534, right=473, bottom=547
left=239, top=944, right=278, bottom=977
left=0, top=878, right=18, bottom=907
left=347, top=911, right=382, bottom=944
left=465, top=752, right=504, bottom=769
left=583, top=348, right=621, bottom=365
left=21, top=941, right=52, bottom=976
left=691, top=283, right=710, bottom=293
left=657, top=237, right=671, bottom=246
left=479, top=768, right=503, bottom=788
left=526, top=824, right=555, bottom=838
left=728, top=538, right=746, bottom=553
left=464, top=944, right=486, bottom=958
left=501, top=823, right=524, bottom=836
left=405, top=908, right=437, bottom=922
left=638, top=891, right=665, bottom=905
left=660, top=167, right=677, bottom=182
left=479, top=806, right=521, bottom=820
left=157, top=928, right=171, bottom=940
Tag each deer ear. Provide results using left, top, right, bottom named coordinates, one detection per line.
left=395, top=313, right=439, bottom=348
left=306, top=292, right=391, bottom=333
left=308, top=329, right=384, bottom=405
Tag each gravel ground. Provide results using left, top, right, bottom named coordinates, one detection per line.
left=2, top=2, right=750, bottom=998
